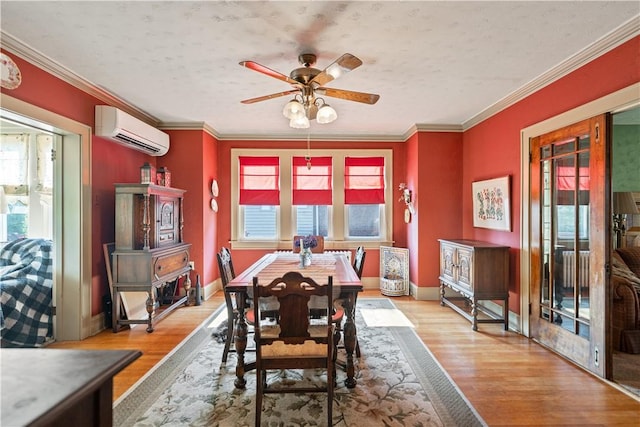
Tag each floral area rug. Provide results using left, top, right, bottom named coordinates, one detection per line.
left=114, top=298, right=486, bottom=426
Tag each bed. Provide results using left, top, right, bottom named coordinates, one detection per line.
left=0, top=238, right=54, bottom=347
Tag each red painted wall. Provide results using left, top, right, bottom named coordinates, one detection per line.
left=92, top=136, right=150, bottom=310
left=2, top=34, right=638, bottom=323
left=410, top=131, right=463, bottom=289
left=462, top=35, right=640, bottom=312
left=1, top=49, right=156, bottom=316
left=217, top=139, right=408, bottom=278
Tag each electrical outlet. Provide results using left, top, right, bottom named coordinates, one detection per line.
left=189, top=261, right=195, bottom=270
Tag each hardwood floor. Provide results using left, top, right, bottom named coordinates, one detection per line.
left=48, top=290, right=640, bottom=425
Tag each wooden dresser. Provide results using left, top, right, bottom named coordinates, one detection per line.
left=112, top=183, right=192, bottom=332
left=438, top=239, right=510, bottom=331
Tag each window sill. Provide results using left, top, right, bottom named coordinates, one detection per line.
left=230, top=240, right=394, bottom=251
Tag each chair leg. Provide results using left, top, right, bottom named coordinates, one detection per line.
left=222, top=315, right=235, bottom=364
left=328, top=360, right=334, bottom=425
left=256, top=368, right=263, bottom=426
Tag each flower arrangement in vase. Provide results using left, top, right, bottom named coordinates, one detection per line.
left=294, top=235, right=318, bottom=250
left=295, top=235, right=317, bottom=268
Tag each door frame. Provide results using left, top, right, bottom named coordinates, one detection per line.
left=1, top=93, right=93, bottom=341
left=520, top=83, right=640, bottom=339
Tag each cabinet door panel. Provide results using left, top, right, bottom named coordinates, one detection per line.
left=440, top=244, right=457, bottom=282
left=456, top=247, right=474, bottom=291
left=156, top=196, right=178, bottom=247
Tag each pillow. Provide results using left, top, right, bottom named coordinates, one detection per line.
left=612, top=251, right=640, bottom=293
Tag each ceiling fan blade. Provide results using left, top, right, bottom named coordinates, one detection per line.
left=239, top=60, right=300, bottom=86
left=309, top=53, right=363, bottom=87
left=316, top=87, right=380, bottom=105
left=240, top=89, right=299, bottom=104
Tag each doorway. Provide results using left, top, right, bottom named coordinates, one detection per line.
left=529, top=114, right=608, bottom=376
left=610, top=105, right=640, bottom=395
left=1, top=93, right=93, bottom=341
left=520, top=83, right=640, bottom=385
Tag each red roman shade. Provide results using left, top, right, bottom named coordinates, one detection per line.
left=556, top=166, right=589, bottom=191
left=292, top=156, right=333, bottom=205
left=344, top=156, right=385, bottom=204
left=239, top=156, right=280, bottom=205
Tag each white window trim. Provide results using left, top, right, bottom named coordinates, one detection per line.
left=230, top=148, right=394, bottom=250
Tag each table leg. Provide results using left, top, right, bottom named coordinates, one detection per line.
left=112, top=288, right=121, bottom=333
left=504, top=296, right=509, bottom=331
left=343, top=292, right=358, bottom=388
left=234, top=291, right=248, bottom=389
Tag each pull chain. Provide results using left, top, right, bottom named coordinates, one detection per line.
left=305, top=133, right=312, bottom=169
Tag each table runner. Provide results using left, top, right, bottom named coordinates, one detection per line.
left=254, top=253, right=339, bottom=285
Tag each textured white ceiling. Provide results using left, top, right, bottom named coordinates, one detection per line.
left=1, top=1, right=639, bottom=139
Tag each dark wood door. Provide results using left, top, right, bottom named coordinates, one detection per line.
left=530, top=114, right=609, bottom=377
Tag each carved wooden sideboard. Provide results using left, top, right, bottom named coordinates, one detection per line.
left=112, top=183, right=191, bottom=332
left=438, top=239, right=510, bottom=331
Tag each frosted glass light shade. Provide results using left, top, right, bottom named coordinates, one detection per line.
left=316, top=104, right=337, bottom=124
left=283, top=100, right=305, bottom=120
left=290, top=116, right=310, bottom=129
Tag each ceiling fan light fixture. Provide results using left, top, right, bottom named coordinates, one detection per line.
left=316, top=103, right=337, bottom=124
left=283, top=99, right=305, bottom=119
left=290, top=115, right=310, bottom=129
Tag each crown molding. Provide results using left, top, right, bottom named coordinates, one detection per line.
left=160, top=121, right=407, bottom=141
left=1, top=31, right=161, bottom=126
left=3, top=15, right=638, bottom=138
left=159, top=122, right=220, bottom=139
left=462, top=15, right=640, bottom=131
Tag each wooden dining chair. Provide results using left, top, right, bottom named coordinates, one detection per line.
left=292, top=235, right=325, bottom=253
left=334, top=246, right=366, bottom=360
left=252, top=271, right=335, bottom=427
left=353, top=246, right=366, bottom=279
left=216, top=247, right=255, bottom=364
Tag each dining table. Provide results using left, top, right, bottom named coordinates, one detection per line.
left=225, top=251, right=363, bottom=389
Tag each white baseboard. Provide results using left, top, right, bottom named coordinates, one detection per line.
left=90, top=312, right=106, bottom=336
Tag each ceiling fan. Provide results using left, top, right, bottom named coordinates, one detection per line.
left=239, top=53, right=380, bottom=128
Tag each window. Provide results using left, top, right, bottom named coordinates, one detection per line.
left=231, top=149, right=392, bottom=249
left=1, top=133, right=29, bottom=243
left=293, top=156, right=332, bottom=236
left=344, top=156, right=385, bottom=239
left=238, top=156, right=279, bottom=240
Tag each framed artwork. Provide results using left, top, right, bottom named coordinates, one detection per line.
left=472, top=176, right=511, bottom=231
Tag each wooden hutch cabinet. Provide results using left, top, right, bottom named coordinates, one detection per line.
left=111, top=183, right=191, bottom=332
left=438, top=239, right=510, bottom=331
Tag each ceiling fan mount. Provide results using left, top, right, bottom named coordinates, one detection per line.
left=239, top=52, right=380, bottom=127
left=298, top=53, right=317, bottom=67
left=289, top=53, right=321, bottom=84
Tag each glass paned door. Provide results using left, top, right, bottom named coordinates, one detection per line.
left=530, top=114, right=608, bottom=377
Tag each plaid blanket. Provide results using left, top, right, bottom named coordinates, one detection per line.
left=0, top=238, right=53, bottom=347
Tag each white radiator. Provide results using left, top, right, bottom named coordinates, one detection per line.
left=561, top=251, right=590, bottom=288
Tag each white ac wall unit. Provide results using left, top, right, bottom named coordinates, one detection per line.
left=95, top=105, right=169, bottom=156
